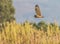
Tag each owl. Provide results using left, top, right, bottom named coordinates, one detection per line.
left=34, top=4, right=44, bottom=18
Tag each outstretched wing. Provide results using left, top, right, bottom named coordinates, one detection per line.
left=35, top=5, right=41, bottom=16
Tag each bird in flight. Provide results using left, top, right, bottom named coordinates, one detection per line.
left=34, top=4, right=44, bottom=18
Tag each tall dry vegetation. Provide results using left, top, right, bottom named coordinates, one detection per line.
left=0, top=21, right=60, bottom=44
left=0, top=0, right=60, bottom=44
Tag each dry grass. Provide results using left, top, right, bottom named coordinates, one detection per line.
left=0, top=21, right=60, bottom=44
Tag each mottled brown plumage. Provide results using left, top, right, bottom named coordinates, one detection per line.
left=34, top=4, right=44, bottom=18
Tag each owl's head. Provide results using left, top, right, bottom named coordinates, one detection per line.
left=35, top=4, right=39, bottom=7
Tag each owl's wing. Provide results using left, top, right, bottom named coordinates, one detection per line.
left=35, top=5, right=41, bottom=16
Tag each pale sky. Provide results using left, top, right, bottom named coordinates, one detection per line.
left=13, top=0, right=60, bottom=24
